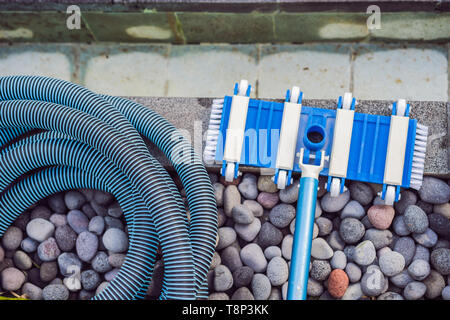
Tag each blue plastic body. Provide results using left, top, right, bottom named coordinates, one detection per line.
left=215, top=86, right=419, bottom=300
left=215, top=96, right=418, bottom=189
left=287, top=177, right=318, bottom=300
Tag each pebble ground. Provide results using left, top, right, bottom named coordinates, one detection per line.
left=0, top=190, right=130, bottom=300
left=208, top=173, right=450, bottom=301
left=0, top=173, right=449, bottom=300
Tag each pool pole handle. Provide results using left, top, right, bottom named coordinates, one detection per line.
left=287, top=177, right=318, bottom=300
left=287, top=149, right=325, bottom=300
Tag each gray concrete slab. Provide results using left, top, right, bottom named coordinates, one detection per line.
left=127, top=96, right=449, bottom=177
left=1, top=8, right=449, bottom=43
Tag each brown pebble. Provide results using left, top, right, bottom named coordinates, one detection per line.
left=1, top=267, right=26, bottom=291
left=220, top=175, right=241, bottom=186
left=367, top=205, right=395, bottom=230
left=257, top=192, right=279, bottom=209
left=328, top=269, right=349, bottom=298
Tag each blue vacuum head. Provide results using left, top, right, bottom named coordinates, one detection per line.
left=204, top=80, right=428, bottom=205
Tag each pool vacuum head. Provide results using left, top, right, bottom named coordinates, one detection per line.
left=204, top=80, right=428, bottom=299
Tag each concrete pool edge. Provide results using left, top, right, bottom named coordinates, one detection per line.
left=126, top=96, right=449, bottom=177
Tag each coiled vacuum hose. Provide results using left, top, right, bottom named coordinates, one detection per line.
left=0, top=76, right=218, bottom=300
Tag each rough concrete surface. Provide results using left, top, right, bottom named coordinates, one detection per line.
left=128, top=96, right=449, bottom=177
left=0, top=0, right=447, bottom=13
left=0, top=9, right=449, bottom=43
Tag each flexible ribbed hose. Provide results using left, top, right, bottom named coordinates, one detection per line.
left=0, top=76, right=218, bottom=300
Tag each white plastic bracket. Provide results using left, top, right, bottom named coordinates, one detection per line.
left=275, top=101, right=302, bottom=171
left=223, top=94, right=250, bottom=163
left=328, top=108, right=355, bottom=178
left=299, top=149, right=325, bottom=180
left=383, top=110, right=410, bottom=186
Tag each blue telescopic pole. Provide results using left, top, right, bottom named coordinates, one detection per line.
left=287, top=149, right=325, bottom=300
left=287, top=177, right=318, bottom=300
